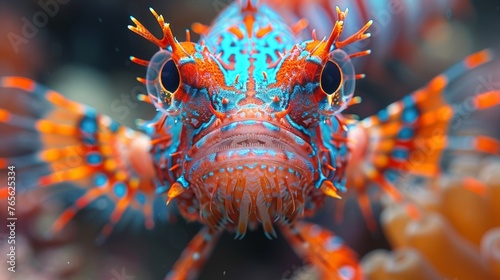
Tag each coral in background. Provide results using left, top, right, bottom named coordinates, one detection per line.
left=287, top=157, right=500, bottom=280
left=363, top=157, right=500, bottom=280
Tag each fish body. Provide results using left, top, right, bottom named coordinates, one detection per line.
left=145, top=2, right=356, bottom=240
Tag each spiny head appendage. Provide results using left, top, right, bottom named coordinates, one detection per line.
left=321, top=6, right=372, bottom=53
left=291, top=18, right=308, bottom=35
left=128, top=7, right=181, bottom=52
left=238, top=0, right=260, bottom=13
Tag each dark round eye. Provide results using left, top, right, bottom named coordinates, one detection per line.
left=160, top=59, right=180, bottom=93
left=320, top=60, right=342, bottom=95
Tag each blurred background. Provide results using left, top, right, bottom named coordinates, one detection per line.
left=0, top=0, right=499, bottom=279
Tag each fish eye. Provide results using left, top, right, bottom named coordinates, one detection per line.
left=145, top=49, right=182, bottom=113
left=320, top=60, right=343, bottom=95
left=317, top=49, right=356, bottom=114
left=161, top=59, right=181, bottom=93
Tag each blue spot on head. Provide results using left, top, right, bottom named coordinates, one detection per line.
left=285, top=151, right=295, bottom=159
left=113, top=182, right=127, bottom=198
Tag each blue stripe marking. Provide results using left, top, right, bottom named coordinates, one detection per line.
left=242, top=120, right=257, bottom=125
left=237, top=149, right=250, bottom=156
left=221, top=122, right=238, bottom=132
left=253, top=149, right=267, bottom=156
left=83, top=136, right=97, bottom=145
left=267, top=149, right=277, bottom=157
left=285, top=151, right=295, bottom=159
left=208, top=153, right=216, bottom=162
left=262, top=122, right=280, bottom=132
left=294, top=135, right=305, bottom=145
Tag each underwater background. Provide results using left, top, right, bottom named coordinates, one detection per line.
left=1, top=0, right=500, bottom=279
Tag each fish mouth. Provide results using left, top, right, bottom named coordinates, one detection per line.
left=184, top=120, right=319, bottom=239
left=187, top=120, right=315, bottom=180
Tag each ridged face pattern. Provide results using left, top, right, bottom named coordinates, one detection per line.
left=130, top=2, right=371, bottom=238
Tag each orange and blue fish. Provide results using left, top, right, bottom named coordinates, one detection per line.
left=1, top=0, right=499, bottom=279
